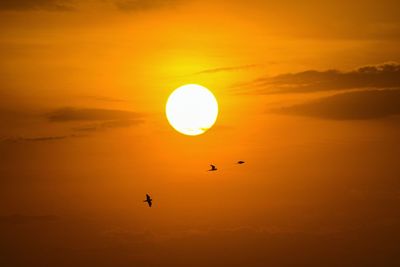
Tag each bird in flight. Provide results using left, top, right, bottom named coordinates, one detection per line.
left=144, top=194, right=152, bottom=207
left=209, top=164, right=217, bottom=171
left=237, top=161, right=245, bottom=164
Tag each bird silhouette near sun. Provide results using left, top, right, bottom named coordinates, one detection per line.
left=143, top=160, right=246, bottom=207
left=144, top=194, right=152, bottom=207
left=143, top=84, right=246, bottom=207
left=209, top=164, right=217, bottom=171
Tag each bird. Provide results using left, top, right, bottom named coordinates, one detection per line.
left=208, top=164, right=217, bottom=171
left=143, top=194, right=152, bottom=207
left=237, top=161, right=245, bottom=164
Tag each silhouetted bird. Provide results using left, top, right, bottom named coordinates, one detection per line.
left=237, top=161, right=245, bottom=164
left=144, top=194, right=152, bottom=207
left=209, top=164, right=217, bottom=171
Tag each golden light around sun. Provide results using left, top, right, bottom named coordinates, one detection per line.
left=166, top=84, right=218, bottom=136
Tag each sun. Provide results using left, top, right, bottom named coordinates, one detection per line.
left=166, top=84, right=218, bottom=136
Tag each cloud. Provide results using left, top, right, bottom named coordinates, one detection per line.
left=80, top=96, right=126, bottom=103
left=46, top=107, right=145, bottom=133
left=1, top=134, right=85, bottom=143
left=4, top=135, right=69, bottom=142
left=0, top=214, right=59, bottom=224
left=114, top=0, right=181, bottom=11
left=1, top=108, right=144, bottom=143
left=239, top=62, right=400, bottom=94
left=274, top=89, right=400, bottom=120
left=0, top=0, right=74, bottom=11
left=193, top=64, right=260, bottom=75
left=46, top=107, right=143, bottom=122
left=72, top=119, right=143, bottom=132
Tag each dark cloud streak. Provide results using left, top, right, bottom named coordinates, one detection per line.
left=15, top=135, right=69, bottom=141
left=275, top=89, right=400, bottom=120
left=0, top=0, right=74, bottom=11
left=1, top=134, right=84, bottom=143
left=240, top=62, right=400, bottom=94
left=0, top=214, right=59, bottom=224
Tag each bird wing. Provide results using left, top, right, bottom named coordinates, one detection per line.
left=210, top=165, right=216, bottom=169
left=148, top=200, right=152, bottom=207
left=146, top=194, right=151, bottom=201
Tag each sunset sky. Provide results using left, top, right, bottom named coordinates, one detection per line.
left=1, top=1, right=400, bottom=266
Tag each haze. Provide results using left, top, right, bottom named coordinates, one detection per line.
left=1, top=1, right=400, bottom=266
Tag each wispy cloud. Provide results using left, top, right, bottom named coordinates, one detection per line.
left=43, top=107, right=146, bottom=135
left=193, top=64, right=260, bottom=75
left=114, top=0, right=181, bottom=12
left=46, top=107, right=143, bottom=122
left=80, top=95, right=127, bottom=103
left=1, top=107, right=145, bottom=143
left=72, top=119, right=144, bottom=132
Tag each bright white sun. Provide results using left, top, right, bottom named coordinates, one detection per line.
left=166, top=84, right=218, bottom=136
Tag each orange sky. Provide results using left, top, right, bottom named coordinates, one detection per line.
left=1, top=1, right=400, bottom=266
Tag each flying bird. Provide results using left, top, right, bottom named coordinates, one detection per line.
left=209, top=164, right=217, bottom=171
left=144, top=194, right=152, bottom=207
left=237, top=161, right=245, bottom=164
